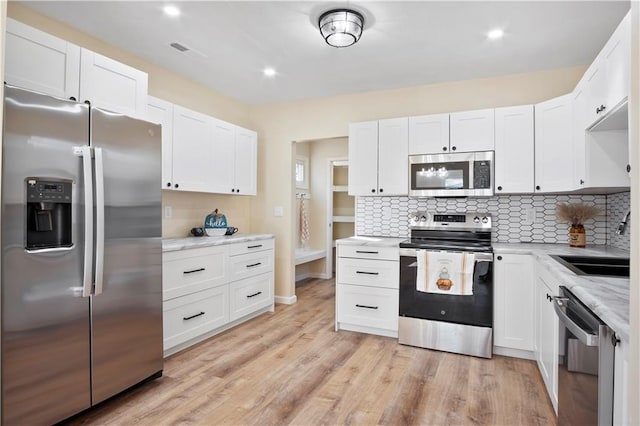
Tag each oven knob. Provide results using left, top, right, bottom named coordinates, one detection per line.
left=473, top=216, right=480, bottom=223
left=482, top=217, right=489, bottom=224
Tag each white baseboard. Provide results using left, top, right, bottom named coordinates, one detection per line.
left=295, top=272, right=331, bottom=282
left=275, top=294, right=297, bottom=305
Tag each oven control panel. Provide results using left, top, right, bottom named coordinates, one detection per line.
left=409, top=211, right=492, bottom=229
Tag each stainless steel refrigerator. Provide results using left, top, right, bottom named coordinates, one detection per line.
left=1, top=85, right=163, bottom=424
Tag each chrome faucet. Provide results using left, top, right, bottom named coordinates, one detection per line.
left=616, top=208, right=631, bottom=235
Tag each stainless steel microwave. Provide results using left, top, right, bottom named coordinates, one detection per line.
left=409, top=151, right=494, bottom=197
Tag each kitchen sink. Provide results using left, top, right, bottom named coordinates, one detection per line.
left=550, top=255, right=630, bottom=278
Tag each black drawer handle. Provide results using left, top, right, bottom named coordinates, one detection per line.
left=183, top=311, right=205, bottom=321
left=184, top=268, right=205, bottom=274
left=356, top=271, right=379, bottom=275
left=246, top=262, right=262, bottom=268
left=355, top=250, right=379, bottom=254
left=355, top=304, right=378, bottom=310
left=248, top=245, right=263, bottom=249
left=247, top=291, right=262, bottom=298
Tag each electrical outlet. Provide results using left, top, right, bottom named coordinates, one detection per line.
left=164, top=206, right=172, bottom=219
left=382, top=206, right=392, bottom=220
left=274, top=206, right=284, bottom=217
left=525, top=207, right=537, bottom=224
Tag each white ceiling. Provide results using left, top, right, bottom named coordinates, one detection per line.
left=20, top=1, right=630, bottom=105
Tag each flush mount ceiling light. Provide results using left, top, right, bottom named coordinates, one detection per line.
left=163, top=5, right=181, bottom=17
left=487, top=28, right=504, bottom=40
left=318, top=9, right=365, bottom=48
left=263, top=67, right=276, bottom=77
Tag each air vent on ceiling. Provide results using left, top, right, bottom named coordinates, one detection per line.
left=170, top=42, right=190, bottom=52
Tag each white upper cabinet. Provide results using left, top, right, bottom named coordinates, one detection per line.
left=584, top=12, right=630, bottom=127
left=348, top=121, right=380, bottom=196
left=209, top=118, right=236, bottom=194
left=450, top=108, right=495, bottom=152
left=5, top=19, right=148, bottom=119
left=377, top=118, right=409, bottom=195
left=494, top=105, right=534, bottom=194
left=408, top=113, right=450, bottom=154
left=79, top=49, right=148, bottom=119
left=147, top=96, right=174, bottom=190
left=234, top=127, right=258, bottom=196
left=534, top=94, right=574, bottom=193
left=171, top=105, right=214, bottom=193
left=5, top=18, right=80, bottom=100
left=572, top=84, right=588, bottom=190
left=348, top=119, right=408, bottom=196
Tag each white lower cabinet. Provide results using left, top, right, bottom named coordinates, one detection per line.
left=535, top=266, right=559, bottom=414
left=162, top=238, right=275, bottom=356
left=493, top=254, right=535, bottom=355
left=335, top=242, right=399, bottom=337
left=613, top=338, right=629, bottom=425
left=163, top=286, right=230, bottom=351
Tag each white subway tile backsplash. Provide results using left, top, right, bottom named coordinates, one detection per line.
left=607, top=191, right=631, bottom=251
left=355, top=194, right=626, bottom=248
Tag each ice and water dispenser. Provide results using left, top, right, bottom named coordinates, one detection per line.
left=25, top=178, right=73, bottom=250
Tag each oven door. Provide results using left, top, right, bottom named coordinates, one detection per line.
left=399, top=248, right=493, bottom=327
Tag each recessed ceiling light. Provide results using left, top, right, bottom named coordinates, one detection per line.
left=163, top=5, right=181, bottom=17
left=263, top=68, right=276, bottom=77
left=487, top=28, right=504, bottom=40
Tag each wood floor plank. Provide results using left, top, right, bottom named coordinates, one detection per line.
left=66, top=277, right=556, bottom=426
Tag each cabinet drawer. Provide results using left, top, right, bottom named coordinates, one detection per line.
left=338, top=245, right=398, bottom=261
left=228, top=238, right=274, bottom=256
left=337, top=284, right=398, bottom=332
left=227, top=250, right=274, bottom=282
left=229, top=273, right=274, bottom=321
left=163, top=286, right=229, bottom=351
left=337, top=258, right=399, bottom=289
left=163, top=246, right=226, bottom=300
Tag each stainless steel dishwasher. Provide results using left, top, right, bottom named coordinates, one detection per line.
left=553, top=286, right=616, bottom=426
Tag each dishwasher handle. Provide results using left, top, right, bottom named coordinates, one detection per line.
left=552, top=296, right=599, bottom=347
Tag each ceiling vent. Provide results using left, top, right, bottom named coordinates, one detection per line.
left=169, top=42, right=190, bottom=52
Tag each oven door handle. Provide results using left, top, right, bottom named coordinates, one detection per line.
left=399, top=248, right=493, bottom=262
left=552, top=296, right=599, bottom=346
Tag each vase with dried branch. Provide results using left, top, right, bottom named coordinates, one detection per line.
left=556, top=203, right=602, bottom=247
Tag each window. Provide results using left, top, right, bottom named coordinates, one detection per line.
left=295, top=156, right=309, bottom=189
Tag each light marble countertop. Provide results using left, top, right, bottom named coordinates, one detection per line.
left=493, top=243, right=630, bottom=342
left=163, top=234, right=274, bottom=253
left=336, top=236, right=407, bottom=247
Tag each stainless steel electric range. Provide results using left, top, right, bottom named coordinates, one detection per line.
left=398, top=212, right=494, bottom=358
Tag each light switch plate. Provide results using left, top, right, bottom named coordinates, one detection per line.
left=274, top=206, right=284, bottom=217
left=164, top=206, right=172, bottom=219
left=525, top=207, right=537, bottom=224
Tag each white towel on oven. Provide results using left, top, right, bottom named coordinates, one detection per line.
left=416, top=250, right=475, bottom=295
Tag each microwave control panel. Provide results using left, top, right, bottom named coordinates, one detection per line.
left=473, top=160, right=491, bottom=189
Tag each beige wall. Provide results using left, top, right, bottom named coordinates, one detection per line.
left=7, top=3, right=254, bottom=239
left=248, top=66, right=586, bottom=298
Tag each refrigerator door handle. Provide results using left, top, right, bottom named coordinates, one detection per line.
left=94, top=147, right=105, bottom=295
left=81, top=146, right=94, bottom=298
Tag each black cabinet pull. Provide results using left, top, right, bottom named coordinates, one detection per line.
left=183, top=312, right=205, bottom=321
left=371, top=189, right=376, bottom=193
left=356, top=271, right=379, bottom=275
left=497, top=186, right=503, bottom=191
left=535, top=185, right=540, bottom=190
left=442, top=146, right=448, bottom=151
left=627, top=164, right=631, bottom=173
left=174, top=183, right=179, bottom=188
left=580, top=179, right=584, bottom=185
left=166, top=182, right=171, bottom=187
left=355, top=250, right=379, bottom=254
left=611, top=333, right=620, bottom=347
left=600, top=104, right=606, bottom=112
left=184, top=267, right=205, bottom=274
left=496, top=256, right=502, bottom=261
left=355, top=304, right=378, bottom=310
left=246, top=262, right=262, bottom=268
left=247, top=291, right=262, bottom=298
left=247, top=244, right=263, bottom=249
left=379, top=188, right=384, bottom=193
left=236, top=189, right=240, bottom=193
left=232, top=189, right=235, bottom=192
left=451, top=146, right=457, bottom=151
left=546, top=293, right=552, bottom=302
left=69, top=96, right=77, bottom=101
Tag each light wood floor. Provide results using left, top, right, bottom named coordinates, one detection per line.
left=67, top=278, right=556, bottom=425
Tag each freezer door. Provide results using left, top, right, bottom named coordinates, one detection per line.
left=1, top=86, right=91, bottom=424
left=90, top=108, right=163, bottom=404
